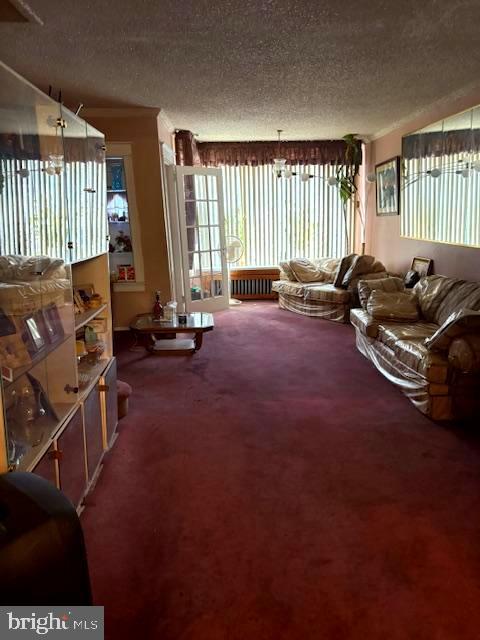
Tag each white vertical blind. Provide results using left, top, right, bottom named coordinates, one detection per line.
left=0, top=157, right=106, bottom=262
left=221, top=163, right=354, bottom=267
left=402, top=152, right=480, bottom=247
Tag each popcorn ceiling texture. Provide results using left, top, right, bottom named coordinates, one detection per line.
left=0, top=0, right=480, bottom=140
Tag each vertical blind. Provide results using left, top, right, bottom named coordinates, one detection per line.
left=221, top=163, right=354, bottom=267
left=402, top=152, right=480, bottom=247
left=0, top=157, right=106, bottom=262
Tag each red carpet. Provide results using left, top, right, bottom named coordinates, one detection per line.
left=81, top=302, right=480, bottom=639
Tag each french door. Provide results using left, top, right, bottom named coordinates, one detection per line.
left=174, top=167, right=229, bottom=312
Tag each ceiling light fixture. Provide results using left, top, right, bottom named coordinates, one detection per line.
left=273, top=129, right=287, bottom=178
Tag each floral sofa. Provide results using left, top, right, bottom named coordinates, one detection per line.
left=351, top=274, right=480, bottom=420
left=272, top=254, right=388, bottom=322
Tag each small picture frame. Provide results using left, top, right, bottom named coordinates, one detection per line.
left=22, top=312, right=46, bottom=355
left=375, top=156, right=400, bottom=216
left=0, top=308, right=16, bottom=338
left=41, top=303, right=64, bottom=343
left=411, top=256, right=433, bottom=277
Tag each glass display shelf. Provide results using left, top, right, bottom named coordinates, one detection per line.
left=7, top=400, right=74, bottom=471
left=77, top=356, right=112, bottom=401
left=75, top=304, right=108, bottom=331
left=2, top=333, right=73, bottom=387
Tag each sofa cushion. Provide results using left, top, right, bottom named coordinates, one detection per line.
left=340, top=254, right=385, bottom=287
left=393, top=339, right=449, bottom=384
left=377, top=321, right=438, bottom=351
left=350, top=308, right=379, bottom=338
left=314, top=257, right=341, bottom=283
left=289, top=258, right=326, bottom=283
left=413, top=275, right=460, bottom=323
left=358, top=276, right=404, bottom=310
left=367, top=290, right=419, bottom=322
left=279, top=261, right=297, bottom=281
left=333, top=253, right=357, bottom=288
left=304, top=283, right=351, bottom=304
left=425, top=309, right=480, bottom=351
left=271, top=280, right=306, bottom=298
left=435, top=281, right=480, bottom=326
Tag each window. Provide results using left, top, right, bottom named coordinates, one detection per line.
left=221, top=164, right=354, bottom=267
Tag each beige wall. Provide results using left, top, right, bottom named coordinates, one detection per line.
left=366, top=88, right=480, bottom=280
left=84, top=109, right=173, bottom=328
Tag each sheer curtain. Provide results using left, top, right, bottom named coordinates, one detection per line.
left=221, top=163, right=354, bottom=267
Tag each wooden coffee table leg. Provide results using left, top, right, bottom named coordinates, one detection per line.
left=194, top=331, right=203, bottom=351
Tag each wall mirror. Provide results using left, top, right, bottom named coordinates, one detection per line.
left=401, top=104, right=480, bottom=247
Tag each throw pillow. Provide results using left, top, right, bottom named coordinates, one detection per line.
left=333, top=253, right=357, bottom=288
left=367, top=290, right=419, bottom=322
left=279, top=261, right=297, bottom=282
left=313, top=257, right=340, bottom=283
left=358, top=276, right=405, bottom=310
left=289, top=258, right=329, bottom=283
left=341, top=254, right=376, bottom=287
left=424, top=309, right=480, bottom=351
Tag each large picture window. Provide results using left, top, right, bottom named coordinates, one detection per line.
left=221, top=163, right=354, bottom=267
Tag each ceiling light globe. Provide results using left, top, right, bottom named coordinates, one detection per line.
left=366, top=173, right=377, bottom=183
left=284, top=170, right=292, bottom=179
left=300, top=173, right=310, bottom=182
left=430, top=168, right=441, bottom=178
left=327, top=176, right=338, bottom=187
left=461, top=168, right=470, bottom=178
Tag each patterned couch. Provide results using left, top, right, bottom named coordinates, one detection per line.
left=351, top=274, right=480, bottom=420
left=272, top=254, right=388, bottom=322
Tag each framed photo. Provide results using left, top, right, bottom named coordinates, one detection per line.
left=411, top=256, right=433, bottom=277
left=22, top=312, right=46, bottom=355
left=0, top=308, right=16, bottom=338
left=41, top=303, right=64, bottom=343
left=375, top=156, right=400, bottom=216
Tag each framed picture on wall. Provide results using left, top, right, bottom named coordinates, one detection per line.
left=375, top=156, right=400, bottom=216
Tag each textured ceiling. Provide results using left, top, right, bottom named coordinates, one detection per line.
left=1, top=0, right=480, bottom=141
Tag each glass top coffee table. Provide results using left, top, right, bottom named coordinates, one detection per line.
left=129, top=312, right=214, bottom=355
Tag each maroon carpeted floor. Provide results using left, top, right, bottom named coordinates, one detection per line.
left=81, top=302, right=480, bottom=640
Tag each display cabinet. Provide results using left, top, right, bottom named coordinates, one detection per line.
left=0, top=60, right=118, bottom=510
left=106, top=144, right=145, bottom=291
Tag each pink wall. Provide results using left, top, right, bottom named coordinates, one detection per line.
left=366, top=89, right=480, bottom=280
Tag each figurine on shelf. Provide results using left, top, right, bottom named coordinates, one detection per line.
left=114, top=230, right=133, bottom=253
left=153, top=290, right=163, bottom=322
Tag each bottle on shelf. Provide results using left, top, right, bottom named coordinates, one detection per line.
left=153, top=290, right=163, bottom=321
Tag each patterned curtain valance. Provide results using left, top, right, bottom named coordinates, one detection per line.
left=175, top=129, right=201, bottom=166
left=174, top=131, right=361, bottom=167
left=403, top=128, right=480, bottom=159
left=197, top=138, right=360, bottom=167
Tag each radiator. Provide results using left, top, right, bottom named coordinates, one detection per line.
left=229, top=268, right=279, bottom=300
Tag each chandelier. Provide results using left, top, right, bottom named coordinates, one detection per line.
left=272, top=129, right=338, bottom=184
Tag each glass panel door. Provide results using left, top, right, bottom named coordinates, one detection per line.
left=175, top=167, right=229, bottom=312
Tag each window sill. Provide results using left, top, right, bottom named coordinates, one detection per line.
left=113, top=281, right=146, bottom=293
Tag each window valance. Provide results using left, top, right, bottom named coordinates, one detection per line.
left=402, top=129, right=480, bottom=159
left=175, top=130, right=361, bottom=167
